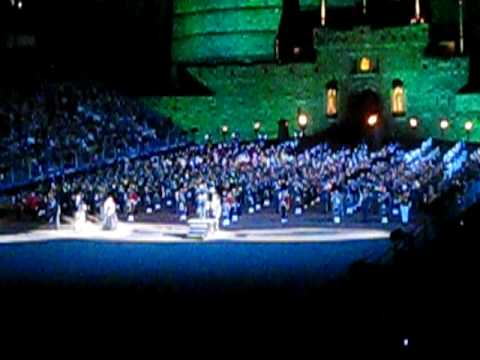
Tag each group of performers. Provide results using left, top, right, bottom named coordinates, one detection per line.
left=71, top=192, right=118, bottom=231
left=68, top=184, right=223, bottom=233
left=66, top=182, right=411, bottom=232
left=54, top=175, right=412, bottom=233
left=194, top=183, right=222, bottom=229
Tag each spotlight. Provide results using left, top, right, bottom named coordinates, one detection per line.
left=297, top=113, right=309, bottom=130
left=440, top=119, right=449, bottom=131
left=409, top=117, right=419, bottom=129
left=367, top=114, right=378, bottom=127
left=465, top=120, right=473, bottom=132
left=18, top=1, right=22, bottom=9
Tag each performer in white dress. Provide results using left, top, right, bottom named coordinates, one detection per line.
left=74, top=193, right=87, bottom=232
left=102, top=194, right=118, bottom=230
left=207, top=190, right=222, bottom=232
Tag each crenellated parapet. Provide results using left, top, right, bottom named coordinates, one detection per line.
left=421, top=57, right=469, bottom=76
left=315, top=24, right=430, bottom=50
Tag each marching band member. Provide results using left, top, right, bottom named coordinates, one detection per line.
left=279, top=188, right=291, bottom=224
left=127, top=187, right=139, bottom=222
left=400, top=186, right=412, bottom=226
left=331, top=189, right=343, bottom=224
left=196, top=183, right=208, bottom=219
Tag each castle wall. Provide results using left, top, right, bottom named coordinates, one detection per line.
left=172, top=0, right=282, bottom=64
left=146, top=63, right=332, bottom=142
left=151, top=23, right=478, bottom=143
left=454, top=93, right=480, bottom=140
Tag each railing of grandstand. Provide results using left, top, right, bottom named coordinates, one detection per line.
left=0, top=128, right=186, bottom=192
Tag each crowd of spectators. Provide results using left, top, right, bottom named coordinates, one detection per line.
left=0, top=82, right=177, bottom=188
left=2, top=80, right=478, bottom=227
left=8, top=136, right=480, bottom=227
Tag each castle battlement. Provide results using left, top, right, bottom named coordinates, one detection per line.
left=315, top=24, right=430, bottom=50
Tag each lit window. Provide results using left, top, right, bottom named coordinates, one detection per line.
left=359, top=57, right=373, bottom=72
left=326, top=81, right=338, bottom=117
left=392, top=80, right=405, bottom=115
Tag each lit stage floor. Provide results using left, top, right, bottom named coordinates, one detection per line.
left=0, top=221, right=391, bottom=244
left=0, top=220, right=393, bottom=291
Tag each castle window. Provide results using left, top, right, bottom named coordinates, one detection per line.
left=392, top=80, right=406, bottom=116
left=326, top=81, right=338, bottom=117
left=359, top=57, right=373, bottom=72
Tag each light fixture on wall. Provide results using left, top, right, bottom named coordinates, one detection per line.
left=221, top=125, right=229, bottom=142
left=367, top=114, right=379, bottom=128
left=440, top=118, right=449, bottom=131
left=297, top=113, right=309, bottom=130
left=297, top=111, right=309, bottom=137
left=440, top=118, right=449, bottom=140
left=464, top=120, right=473, bottom=132
left=409, top=117, right=419, bottom=129
left=254, top=121, right=261, bottom=133
left=465, top=120, right=474, bottom=141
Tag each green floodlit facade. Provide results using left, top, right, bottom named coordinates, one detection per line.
left=146, top=0, right=480, bottom=143
left=172, top=0, right=283, bottom=63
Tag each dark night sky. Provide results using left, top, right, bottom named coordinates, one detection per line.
left=0, top=0, right=173, bottom=93
left=0, top=0, right=479, bottom=92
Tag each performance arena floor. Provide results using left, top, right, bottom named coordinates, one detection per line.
left=0, top=211, right=393, bottom=294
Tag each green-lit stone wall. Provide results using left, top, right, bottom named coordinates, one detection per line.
left=315, top=25, right=472, bottom=142
left=453, top=94, right=480, bottom=141
left=300, top=0, right=357, bottom=10
left=148, top=23, right=480, bottom=143
left=300, top=0, right=321, bottom=10
left=146, top=62, right=331, bottom=142
left=172, top=0, right=282, bottom=63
